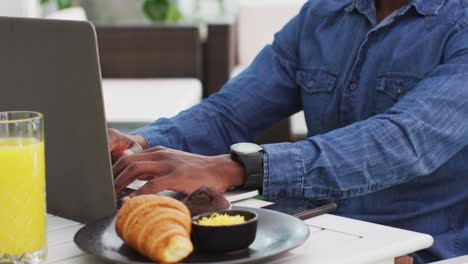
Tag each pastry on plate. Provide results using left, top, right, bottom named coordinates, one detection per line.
left=116, top=195, right=193, bottom=263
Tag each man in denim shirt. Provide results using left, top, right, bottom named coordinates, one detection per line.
left=109, top=0, right=468, bottom=262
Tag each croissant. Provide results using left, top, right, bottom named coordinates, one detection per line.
left=116, top=195, right=193, bottom=263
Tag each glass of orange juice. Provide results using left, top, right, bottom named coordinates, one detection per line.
left=0, top=112, right=46, bottom=264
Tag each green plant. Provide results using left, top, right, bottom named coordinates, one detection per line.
left=142, top=0, right=183, bottom=24
left=194, top=0, right=226, bottom=15
left=142, top=0, right=226, bottom=24
left=217, top=0, right=225, bottom=15
left=40, top=0, right=72, bottom=10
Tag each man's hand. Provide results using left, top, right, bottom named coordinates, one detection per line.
left=107, top=128, right=149, bottom=163
left=113, top=146, right=245, bottom=197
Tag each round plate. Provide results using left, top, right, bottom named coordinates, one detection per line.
left=74, top=206, right=309, bottom=264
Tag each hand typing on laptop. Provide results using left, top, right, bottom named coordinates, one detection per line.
left=108, top=128, right=148, bottom=163
left=108, top=129, right=244, bottom=197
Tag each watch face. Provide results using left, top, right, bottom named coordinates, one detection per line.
left=231, top=142, right=263, bottom=154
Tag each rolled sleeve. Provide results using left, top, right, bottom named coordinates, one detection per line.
left=262, top=142, right=305, bottom=203
left=131, top=119, right=175, bottom=149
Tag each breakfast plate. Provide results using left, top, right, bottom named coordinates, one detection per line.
left=74, top=206, right=310, bottom=264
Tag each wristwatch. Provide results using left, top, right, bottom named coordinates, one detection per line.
left=230, top=142, right=264, bottom=189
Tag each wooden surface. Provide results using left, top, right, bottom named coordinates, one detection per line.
left=96, top=25, right=202, bottom=79
left=203, top=22, right=237, bottom=98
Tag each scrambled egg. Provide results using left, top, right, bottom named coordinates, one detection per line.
left=196, top=213, right=246, bottom=226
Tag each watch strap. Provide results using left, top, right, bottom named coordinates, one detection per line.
left=231, top=150, right=264, bottom=189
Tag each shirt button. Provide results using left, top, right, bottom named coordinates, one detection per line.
left=308, top=80, right=315, bottom=88
left=350, top=83, right=357, bottom=91
left=397, top=86, right=405, bottom=94
left=278, top=190, right=287, bottom=200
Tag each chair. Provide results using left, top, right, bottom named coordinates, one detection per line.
left=95, top=25, right=203, bottom=131
left=203, top=21, right=238, bottom=98
left=96, top=25, right=202, bottom=79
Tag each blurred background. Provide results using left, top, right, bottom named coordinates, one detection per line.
left=0, top=0, right=308, bottom=144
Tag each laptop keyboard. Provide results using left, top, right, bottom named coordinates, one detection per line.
left=115, top=188, right=135, bottom=210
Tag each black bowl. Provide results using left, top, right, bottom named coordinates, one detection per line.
left=191, top=209, right=258, bottom=253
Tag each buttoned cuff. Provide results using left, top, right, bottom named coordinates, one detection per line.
left=261, top=142, right=305, bottom=203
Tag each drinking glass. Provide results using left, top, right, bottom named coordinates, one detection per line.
left=0, top=112, right=46, bottom=264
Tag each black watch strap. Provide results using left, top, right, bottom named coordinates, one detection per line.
left=230, top=143, right=264, bottom=189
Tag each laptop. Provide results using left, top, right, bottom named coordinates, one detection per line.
left=0, top=17, right=115, bottom=223
left=0, top=17, right=258, bottom=224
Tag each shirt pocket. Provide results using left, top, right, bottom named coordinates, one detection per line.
left=296, top=68, right=337, bottom=135
left=375, top=72, right=423, bottom=114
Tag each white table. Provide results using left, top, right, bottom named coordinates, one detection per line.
left=45, top=199, right=433, bottom=264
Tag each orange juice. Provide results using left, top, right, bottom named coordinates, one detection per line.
left=0, top=138, right=46, bottom=257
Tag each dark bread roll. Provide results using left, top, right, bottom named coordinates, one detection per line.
left=182, top=186, right=230, bottom=216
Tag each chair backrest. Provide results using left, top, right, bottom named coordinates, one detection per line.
left=204, top=22, right=237, bottom=96
left=237, top=0, right=306, bottom=66
left=96, top=25, right=202, bottom=79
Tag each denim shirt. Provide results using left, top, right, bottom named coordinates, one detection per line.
left=134, top=0, right=468, bottom=262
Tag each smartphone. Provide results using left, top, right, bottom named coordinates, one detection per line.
left=263, top=199, right=337, bottom=220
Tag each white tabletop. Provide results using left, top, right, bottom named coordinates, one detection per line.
left=45, top=198, right=433, bottom=264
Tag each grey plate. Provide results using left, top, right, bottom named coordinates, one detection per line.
left=74, top=206, right=309, bottom=264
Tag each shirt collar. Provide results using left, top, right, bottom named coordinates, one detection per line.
left=346, top=0, right=446, bottom=16
left=411, top=0, right=445, bottom=15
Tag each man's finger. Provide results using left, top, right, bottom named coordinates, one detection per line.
left=113, top=152, right=165, bottom=179
left=114, top=161, right=172, bottom=194
left=111, top=145, right=142, bottom=165
left=122, top=143, right=143, bottom=156
left=141, top=146, right=168, bottom=153
left=115, top=145, right=143, bottom=164
left=395, top=256, right=413, bottom=264
left=129, top=176, right=174, bottom=197
left=107, top=129, right=119, bottom=149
